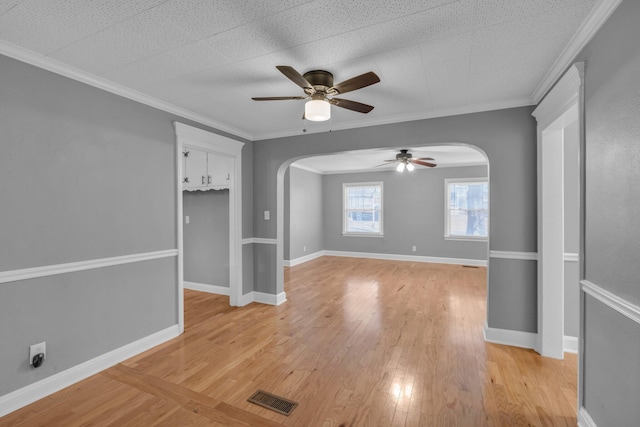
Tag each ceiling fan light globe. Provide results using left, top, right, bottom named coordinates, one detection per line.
left=406, top=162, right=415, bottom=171
left=305, top=100, right=330, bottom=121
left=396, top=162, right=405, bottom=172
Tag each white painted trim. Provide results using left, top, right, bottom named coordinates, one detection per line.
left=0, top=250, right=178, bottom=285
left=242, top=237, right=278, bottom=245
left=483, top=322, right=537, bottom=350
left=238, top=292, right=255, bottom=307
left=324, top=250, right=487, bottom=267
left=0, top=325, right=179, bottom=418
left=533, top=64, right=585, bottom=129
left=581, top=280, right=640, bottom=325
left=564, top=335, right=579, bottom=354
left=564, top=252, right=579, bottom=262
left=176, top=127, right=185, bottom=334
left=235, top=291, right=287, bottom=306
left=533, top=63, right=584, bottom=360
left=0, top=41, right=252, bottom=141
left=532, top=0, right=623, bottom=103
left=489, top=250, right=538, bottom=261
left=174, top=122, right=244, bottom=156
left=253, top=291, right=287, bottom=306
left=175, top=122, right=243, bottom=309
left=284, top=250, right=325, bottom=267
left=183, top=281, right=230, bottom=296
left=578, top=406, right=597, bottom=427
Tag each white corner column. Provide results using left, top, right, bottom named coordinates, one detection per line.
left=532, top=63, right=584, bottom=360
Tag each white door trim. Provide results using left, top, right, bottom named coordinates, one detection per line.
left=174, top=123, right=244, bottom=330
left=532, top=63, right=584, bottom=360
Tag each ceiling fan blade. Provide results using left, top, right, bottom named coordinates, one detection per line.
left=329, top=98, right=374, bottom=113
left=415, top=157, right=435, bottom=161
left=412, top=160, right=437, bottom=168
left=330, top=72, right=380, bottom=95
left=373, top=163, right=393, bottom=167
left=252, top=96, right=307, bottom=101
left=276, top=65, right=314, bottom=90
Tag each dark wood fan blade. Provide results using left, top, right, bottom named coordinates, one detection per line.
left=330, top=72, right=380, bottom=94
left=415, top=157, right=435, bottom=161
left=329, top=98, right=374, bottom=113
left=276, top=65, right=313, bottom=90
left=412, top=160, right=437, bottom=168
left=252, top=96, right=307, bottom=101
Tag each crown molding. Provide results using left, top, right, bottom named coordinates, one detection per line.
left=315, top=161, right=487, bottom=175
left=289, top=163, right=324, bottom=175
left=532, top=63, right=584, bottom=129
left=0, top=40, right=253, bottom=141
left=253, top=97, right=534, bottom=141
left=532, top=0, right=624, bottom=103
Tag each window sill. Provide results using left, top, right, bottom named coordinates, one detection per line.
left=444, top=236, right=488, bottom=242
left=342, top=233, right=384, bottom=238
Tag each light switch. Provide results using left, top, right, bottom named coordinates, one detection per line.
left=264, top=210, right=270, bottom=220
left=185, top=215, right=190, bottom=224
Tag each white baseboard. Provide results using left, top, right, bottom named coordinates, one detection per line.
left=483, top=322, right=537, bottom=350
left=484, top=324, right=578, bottom=355
left=237, top=291, right=287, bottom=306
left=253, top=291, right=287, bottom=306
left=284, top=250, right=325, bottom=267
left=0, top=325, right=180, bottom=417
left=183, top=281, right=230, bottom=296
left=238, top=292, right=254, bottom=307
left=324, top=250, right=487, bottom=267
left=578, top=406, right=597, bottom=427
left=564, top=335, right=578, bottom=353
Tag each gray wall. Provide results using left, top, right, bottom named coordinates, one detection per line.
left=0, top=53, right=250, bottom=396
left=183, top=190, right=230, bottom=287
left=253, top=106, right=538, bottom=332
left=286, top=166, right=324, bottom=261
left=574, top=0, right=640, bottom=424
left=322, top=166, right=487, bottom=261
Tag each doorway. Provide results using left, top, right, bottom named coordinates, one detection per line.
left=174, top=122, right=244, bottom=333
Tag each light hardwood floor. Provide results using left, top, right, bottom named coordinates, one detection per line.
left=1, top=257, right=577, bottom=426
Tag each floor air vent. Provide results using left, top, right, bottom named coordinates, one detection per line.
left=247, top=390, right=298, bottom=416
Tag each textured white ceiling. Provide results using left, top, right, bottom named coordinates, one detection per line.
left=0, top=0, right=600, bottom=140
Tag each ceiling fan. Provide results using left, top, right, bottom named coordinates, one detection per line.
left=252, top=66, right=380, bottom=121
left=381, top=149, right=437, bottom=172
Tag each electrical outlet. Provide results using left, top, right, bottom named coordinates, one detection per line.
left=412, top=246, right=417, bottom=252
left=29, top=342, right=46, bottom=366
left=303, top=246, right=307, bottom=252
left=185, top=215, right=190, bottom=224
left=264, top=210, right=270, bottom=221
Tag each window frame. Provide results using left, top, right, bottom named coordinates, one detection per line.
left=444, top=177, right=489, bottom=242
left=342, top=181, right=384, bottom=237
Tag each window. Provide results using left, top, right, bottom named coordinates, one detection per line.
left=343, top=182, right=383, bottom=236
left=445, top=178, right=488, bottom=240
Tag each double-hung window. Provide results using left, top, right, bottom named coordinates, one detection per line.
left=343, top=182, right=383, bottom=236
left=445, top=178, right=488, bottom=240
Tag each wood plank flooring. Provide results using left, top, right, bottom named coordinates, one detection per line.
left=0, top=257, right=577, bottom=426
